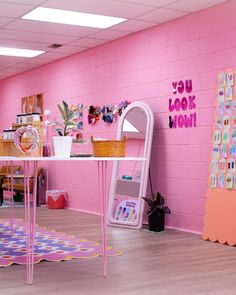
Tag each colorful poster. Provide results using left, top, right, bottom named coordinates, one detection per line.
left=210, top=70, right=236, bottom=189
left=203, top=69, right=236, bottom=246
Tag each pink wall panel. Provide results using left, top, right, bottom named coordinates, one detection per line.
left=0, top=1, right=236, bottom=233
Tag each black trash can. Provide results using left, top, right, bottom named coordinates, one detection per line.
left=148, top=209, right=165, bottom=232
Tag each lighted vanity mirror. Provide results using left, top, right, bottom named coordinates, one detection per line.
left=107, top=101, right=154, bottom=229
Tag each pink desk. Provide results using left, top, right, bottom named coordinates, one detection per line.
left=0, top=156, right=146, bottom=285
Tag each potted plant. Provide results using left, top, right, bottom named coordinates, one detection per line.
left=46, top=100, right=85, bottom=157
left=143, top=192, right=171, bottom=232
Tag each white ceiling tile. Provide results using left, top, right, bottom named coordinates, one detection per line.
left=112, top=19, right=157, bottom=32
left=1, top=0, right=45, bottom=4
left=47, top=45, right=87, bottom=54
left=116, top=0, right=178, bottom=7
left=22, top=57, right=56, bottom=65
left=0, top=61, right=17, bottom=67
left=0, top=0, right=230, bottom=81
left=43, top=0, right=156, bottom=18
left=0, top=29, right=79, bottom=45
left=2, top=67, right=24, bottom=74
left=167, top=0, right=227, bottom=12
left=5, top=19, right=101, bottom=37
left=70, top=38, right=108, bottom=47
left=0, top=56, right=28, bottom=65
left=0, top=2, right=34, bottom=18
left=136, top=8, right=189, bottom=23
left=0, top=38, right=50, bottom=51
left=89, top=29, right=131, bottom=41
left=0, top=16, right=14, bottom=28
left=33, top=51, right=73, bottom=60
left=6, top=63, right=39, bottom=70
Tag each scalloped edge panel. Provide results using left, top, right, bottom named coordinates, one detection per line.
left=202, top=188, right=236, bottom=246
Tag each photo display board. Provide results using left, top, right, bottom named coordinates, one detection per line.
left=202, top=69, right=236, bottom=246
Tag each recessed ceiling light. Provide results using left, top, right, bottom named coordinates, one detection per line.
left=21, top=7, right=127, bottom=29
left=0, top=47, right=44, bottom=57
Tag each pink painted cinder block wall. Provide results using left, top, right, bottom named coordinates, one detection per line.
left=1, top=0, right=236, bottom=233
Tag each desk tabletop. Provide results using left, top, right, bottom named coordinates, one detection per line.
left=0, top=156, right=146, bottom=162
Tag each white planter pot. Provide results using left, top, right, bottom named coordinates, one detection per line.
left=53, top=136, right=72, bottom=158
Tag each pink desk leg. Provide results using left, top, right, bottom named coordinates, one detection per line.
left=10, top=161, right=14, bottom=235
left=24, top=160, right=38, bottom=285
left=97, top=161, right=108, bottom=277
left=4, top=161, right=14, bottom=235
left=46, top=161, right=49, bottom=191
left=24, top=161, right=29, bottom=279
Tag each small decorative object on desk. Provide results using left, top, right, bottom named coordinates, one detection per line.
left=16, top=115, right=21, bottom=123
left=143, top=192, right=171, bottom=232
left=21, top=114, right=27, bottom=124
left=14, top=126, right=39, bottom=154
left=43, top=144, right=51, bottom=157
left=91, top=136, right=127, bottom=157
left=2, top=129, right=15, bottom=140
left=46, top=100, right=86, bottom=157
left=43, top=109, right=51, bottom=157
left=32, top=112, right=40, bottom=122
left=26, top=113, right=33, bottom=123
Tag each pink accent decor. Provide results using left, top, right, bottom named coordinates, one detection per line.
left=23, top=160, right=37, bottom=284
left=169, top=95, right=196, bottom=112
left=46, top=190, right=67, bottom=209
left=97, top=161, right=108, bottom=277
left=14, top=126, right=39, bottom=154
left=169, top=80, right=196, bottom=129
left=169, top=113, right=197, bottom=128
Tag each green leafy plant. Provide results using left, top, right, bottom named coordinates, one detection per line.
left=47, top=101, right=86, bottom=136
left=143, top=191, right=171, bottom=217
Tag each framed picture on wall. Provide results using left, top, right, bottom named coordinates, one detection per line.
left=28, top=95, right=37, bottom=113
left=21, top=96, right=28, bottom=113
left=21, top=93, right=43, bottom=117
left=35, top=94, right=43, bottom=114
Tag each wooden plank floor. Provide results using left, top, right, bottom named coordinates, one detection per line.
left=0, top=207, right=236, bottom=295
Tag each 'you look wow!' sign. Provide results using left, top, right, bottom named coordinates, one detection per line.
left=168, top=79, right=197, bottom=129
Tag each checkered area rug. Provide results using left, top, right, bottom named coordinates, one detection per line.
left=0, top=219, right=123, bottom=267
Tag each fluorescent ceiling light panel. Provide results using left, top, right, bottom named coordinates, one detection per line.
left=22, top=7, right=127, bottom=29
left=0, top=47, right=44, bottom=57
left=123, top=119, right=139, bottom=133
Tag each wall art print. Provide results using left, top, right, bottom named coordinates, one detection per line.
left=169, top=79, right=197, bottom=129
left=210, top=69, right=236, bottom=190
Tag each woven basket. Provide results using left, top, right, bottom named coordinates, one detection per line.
left=91, top=136, right=127, bottom=157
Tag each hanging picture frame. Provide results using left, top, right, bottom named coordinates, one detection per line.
left=218, top=71, right=226, bottom=87
left=21, top=93, right=43, bottom=118
left=226, top=71, right=234, bottom=87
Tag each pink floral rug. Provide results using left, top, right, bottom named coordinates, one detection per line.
left=0, top=219, right=123, bottom=267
